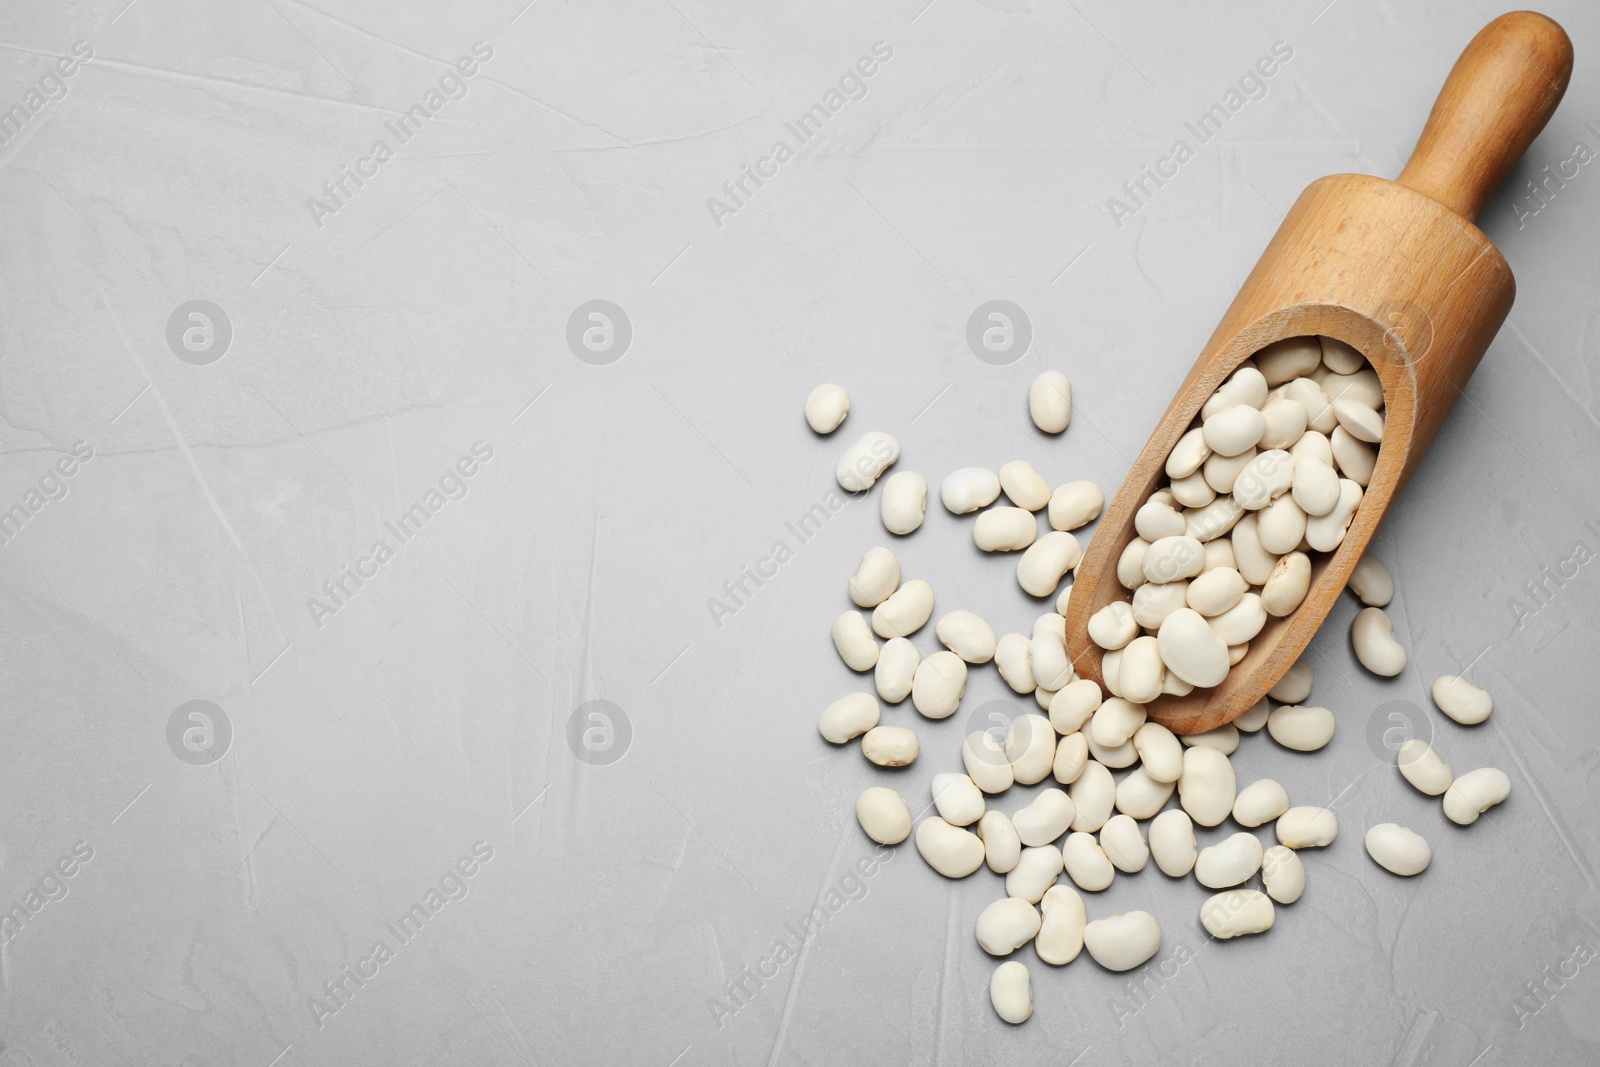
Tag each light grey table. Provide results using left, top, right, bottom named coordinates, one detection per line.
left=2, top=1, right=1598, bottom=1064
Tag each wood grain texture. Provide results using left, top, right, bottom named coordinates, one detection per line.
left=1064, top=12, right=1573, bottom=734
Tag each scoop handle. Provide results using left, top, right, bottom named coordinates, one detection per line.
left=1396, top=10, right=1573, bottom=221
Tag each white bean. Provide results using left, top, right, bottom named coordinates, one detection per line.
left=1036, top=885, right=1087, bottom=965
left=1261, top=844, right=1305, bottom=903
left=855, top=786, right=912, bottom=844
left=1133, top=722, right=1183, bottom=782
left=1291, top=428, right=1334, bottom=466
left=1203, top=405, right=1267, bottom=456
left=1114, top=767, right=1175, bottom=819
left=1099, top=814, right=1149, bottom=873
left=930, top=772, right=985, bottom=827
left=1085, top=731, right=1139, bottom=769
left=1204, top=447, right=1257, bottom=494
left=1048, top=679, right=1101, bottom=735
left=1397, top=739, right=1453, bottom=796
left=1052, top=731, right=1089, bottom=785
left=848, top=547, right=900, bottom=607
left=964, top=731, right=1015, bottom=794
left=1171, top=469, right=1217, bottom=508
left=1268, top=661, right=1313, bottom=704
left=1232, top=778, right=1289, bottom=827
left=1276, top=806, right=1338, bottom=848
left=975, top=507, right=1038, bottom=551
left=1018, top=531, right=1082, bottom=597
left=1202, top=365, right=1269, bottom=418
left=1088, top=601, right=1138, bottom=650
left=1178, top=746, right=1236, bottom=827
left=1207, top=593, right=1266, bottom=646
left=1000, top=460, right=1052, bottom=512
left=1351, top=606, right=1406, bottom=676
left=942, top=467, right=1001, bottom=514
left=1091, top=698, right=1146, bottom=748
left=1305, top=478, right=1363, bottom=552
left=861, top=725, right=918, bottom=767
left=977, top=897, right=1043, bottom=956
left=1321, top=366, right=1384, bottom=409
left=1144, top=535, right=1206, bottom=583
left=1232, top=449, right=1295, bottom=510
left=1330, top=426, right=1377, bottom=486
left=1261, top=552, right=1311, bottom=616
left=1179, top=723, right=1240, bottom=754
left=1285, top=377, right=1337, bottom=433
left=915, top=817, right=984, bottom=877
left=1259, top=395, right=1309, bottom=450
left=1083, top=912, right=1162, bottom=971
left=1333, top=398, right=1385, bottom=443
left=989, top=961, right=1033, bottom=1023
left=1117, top=538, right=1151, bottom=589
left=874, top=637, right=920, bottom=703
left=1185, top=496, right=1245, bottom=543
left=1012, top=788, right=1076, bottom=848
left=1158, top=607, right=1231, bottom=687
left=1166, top=426, right=1211, bottom=478
left=937, top=610, right=997, bottom=663
left=1432, top=675, right=1492, bottom=725
left=1291, top=456, right=1341, bottom=516
left=871, top=579, right=934, bottom=638
left=1201, top=889, right=1275, bottom=939
left=1256, top=336, right=1322, bottom=385
left=1187, top=567, right=1247, bottom=617
left=1136, top=498, right=1188, bottom=540
left=1062, top=831, right=1115, bottom=891
left=1149, top=809, right=1197, bottom=877
left=1007, top=845, right=1065, bottom=902
left=818, top=692, right=880, bottom=744
left=1234, top=696, right=1270, bottom=732
left=1195, top=832, right=1263, bottom=888
left=1029, top=371, right=1073, bottom=434
left=1348, top=553, right=1394, bottom=606
left=1048, top=480, right=1104, bottom=531
left=836, top=431, right=899, bottom=491
left=1117, top=636, right=1165, bottom=704
left=1364, top=823, right=1431, bottom=876
left=880, top=470, right=928, bottom=534
left=1133, top=580, right=1188, bottom=629
left=978, top=810, right=1023, bottom=873
left=1030, top=614, right=1072, bottom=691
left=911, top=651, right=968, bottom=720
left=1442, top=767, right=1510, bottom=825
left=831, top=610, right=879, bottom=671
left=1257, top=494, right=1307, bottom=554
left=804, top=383, right=850, bottom=433
left=1319, top=336, right=1365, bottom=374
left=1005, top=713, right=1057, bottom=786
left=1068, top=761, right=1116, bottom=832
left=995, top=633, right=1036, bottom=695
left=1099, top=649, right=1123, bottom=698
left=1231, top=514, right=1278, bottom=586
left=1267, top=705, right=1336, bottom=752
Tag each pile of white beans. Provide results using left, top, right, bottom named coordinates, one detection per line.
left=805, top=364, right=1508, bottom=1025
left=1085, top=335, right=1405, bottom=698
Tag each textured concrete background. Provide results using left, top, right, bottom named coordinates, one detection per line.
left=1, top=0, right=1598, bottom=1064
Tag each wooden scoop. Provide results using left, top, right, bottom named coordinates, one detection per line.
left=1064, top=11, right=1573, bottom=734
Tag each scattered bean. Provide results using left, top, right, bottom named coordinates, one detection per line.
left=1364, top=823, right=1431, bottom=876
left=804, top=383, right=850, bottom=434
left=818, top=692, right=880, bottom=744
left=1432, top=675, right=1492, bottom=725
left=855, top=786, right=912, bottom=844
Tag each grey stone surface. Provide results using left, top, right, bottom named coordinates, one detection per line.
left=2, top=1, right=1598, bottom=1064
